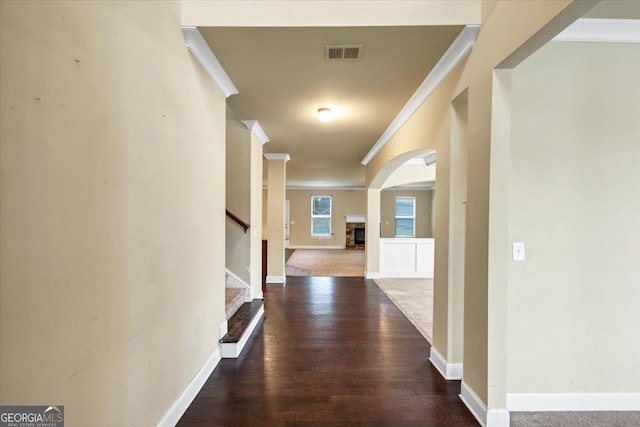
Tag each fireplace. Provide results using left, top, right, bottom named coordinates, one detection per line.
left=345, top=218, right=365, bottom=249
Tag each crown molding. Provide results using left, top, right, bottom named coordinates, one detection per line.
left=241, top=120, right=270, bottom=144
left=287, top=186, right=365, bottom=191
left=182, top=27, right=238, bottom=98
left=383, top=186, right=434, bottom=191
left=404, top=158, right=427, bottom=165
left=404, top=158, right=434, bottom=166
left=553, top=18, right=640, bottom=44
left=261, top=185, right=366, bottom=190
left=361, top=24, right=480, bottom=166
left=263, top=153, right=291, bottom=162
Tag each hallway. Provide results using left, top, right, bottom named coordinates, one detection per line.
left=179, top=276, right=477, bottom=426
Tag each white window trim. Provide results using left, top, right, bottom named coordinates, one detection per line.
left=395, top=196, right=416, bottom=238
left=311, top=196, right=332, bottom=237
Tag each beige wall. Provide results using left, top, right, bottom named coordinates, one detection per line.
left=225, top=109, right=264, bottom=296
left=0, top=2, right=227, bottom=426
left=446, top=90, right=468, bottom=368
left=381, top=163, right=436, bottom=189
left=380, top=190, right=433, bottom=238
left=226, top=107, right=251, bottom=284
left=262, top=188, right=268, bottom=238
left=286, top=190, right=366, bottom=247
left=506, top=41, right=640, bottom=393
left=364, top=0, right=592, bottom=406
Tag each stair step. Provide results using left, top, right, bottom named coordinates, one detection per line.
left=225, top=288, right=245, bottom=320
left=220, top=299, right=264, bottom=358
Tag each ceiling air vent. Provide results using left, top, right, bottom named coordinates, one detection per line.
left=324, top=44, right=363, bottom=61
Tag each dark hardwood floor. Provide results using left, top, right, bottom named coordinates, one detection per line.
left=179, top=276, right=478, bottom=426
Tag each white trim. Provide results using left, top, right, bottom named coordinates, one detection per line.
left=225, top=268, right=252, bottom=302
left=386, top=186, right=434, bottom=191
left=181, top=27, right=238, bottom=98
left=379, top=237, right=434, bottom=279
left=487, top=409, right=510, bottom=427
left=219, top=320, right=228, bottom=340
left=424, top=152, right=437, bottom=166
left=429, top=347, right=463, bottom=380
left=263, top=153, right=291, bottom=162
left=365, top=271, right=381, bottom=279
left=460, top=381, right=488, bottom=426
left=459, top=381, right=510, bottom=427
left=157, top=346, right=222, bottom=427
left=264, top=186, right=366, bottom=191
left=404, top=158, right=428, bottom=165
left=506, top=392, right=640, bottom=412
left=553, top=18, right=640, bottom=44
left=286, top=186, right=366, bottom=191
left=266, top=275, right=286, bottom=284
left=220, top=304, right=265, bottom=358
left=288, top=245, right=346, bottom=250
left=240, top=120, right=270, bottom=144
left=361, top=25, right=480, bottom=165
left=345, top=214, right=366, bottom=223
left=378, top=271, right=431, bottom=279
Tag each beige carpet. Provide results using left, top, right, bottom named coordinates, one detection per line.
left=374, top=278, right=433, bottom=344
left=285, top=249, right=365, bottom=277
left=511, top=411, right=640, bottom=427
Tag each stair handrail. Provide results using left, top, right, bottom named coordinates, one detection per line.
left=226, top=209, right=250, bottom=234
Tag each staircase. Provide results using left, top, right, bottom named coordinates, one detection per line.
left=225, top=287, right=245, bottom=320
left=222, top=273, right=264, bottom=358
left=223, top=210, right=264, bottom=358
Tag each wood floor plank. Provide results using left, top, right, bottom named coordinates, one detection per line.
left=221, top=299, right=264, bottom=343
left=179, top=276, right=478, bottom=426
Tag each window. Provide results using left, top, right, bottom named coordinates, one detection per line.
left=311, top=196, right=332, bottom=237
left=395, top=197, right=415, bottom=237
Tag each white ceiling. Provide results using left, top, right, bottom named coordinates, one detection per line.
left=200, top=26, right=463, bottom=188
left=196, top=1, right=640, bottom=189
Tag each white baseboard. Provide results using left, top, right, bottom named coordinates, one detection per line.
left=266, top=275, right=285, bottom=284
left=365, top=271, right=381, bottom=279
left=379, top=272, right=433, bottom=279
left=225, top=268, right=252, bottom=301
left=157, top=346, right=221, bottom=427
left=459, top=381, right=510, bottom=427
left=218, top=321, right=228, bottom=340
left=506, top=392, right=640, bottom=411
left=460, top=380, right=488, bottom=426
left=220, top=304, right=265, bottom=358
left=487, top=409, right=510, bottom=427
left=288, top=245, right=346, bottom=249
left=429, top=347, right=463, bottom=380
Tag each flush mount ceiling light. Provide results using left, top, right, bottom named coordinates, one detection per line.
left=316, top=107, right=332, bottom=122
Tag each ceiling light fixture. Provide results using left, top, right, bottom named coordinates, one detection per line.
left=317, top=108, right=332, bottom=122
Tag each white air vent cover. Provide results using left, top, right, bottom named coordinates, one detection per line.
left=324, top=44, right=363, bottom=60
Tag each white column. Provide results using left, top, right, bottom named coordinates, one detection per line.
left=365, top=188, right=381, bottom=278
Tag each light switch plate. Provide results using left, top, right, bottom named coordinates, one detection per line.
left=513, top=242, right=525, bottom=261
